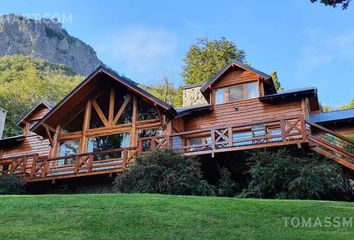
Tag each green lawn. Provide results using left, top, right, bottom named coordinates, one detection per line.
left=0, top=194, right=353, bottom=240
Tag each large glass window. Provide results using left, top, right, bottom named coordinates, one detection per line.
left=59, top=140, right=80, bottom=156
left=58, top=139, right=80, bottom=165
left=229, top=85, right=244, bottom=101
left=215, top=88, right=225, bottom=104
left=138, top=99, right=159, bottom=121
left=87, top=133, right=130, bottom=160
left=215, top=81, right=259, bottom=104
left=138, top=128, right=162, bottom=151
left=247, top=82, right=259, bottom=99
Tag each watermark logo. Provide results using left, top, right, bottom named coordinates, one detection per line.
left=0, top=13, right=73, bottom=25
left=283, top=216, right=352, bottom=228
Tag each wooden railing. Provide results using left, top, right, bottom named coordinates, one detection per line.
left=306, top=121, right=354, bottom=164
left=139, top=116, right=307, bottom=156
left=0, top=147, right=138, bottom=181
left=0, top=154, right=39, bottom=176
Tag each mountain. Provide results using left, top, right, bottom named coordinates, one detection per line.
left=0, top=14, right=102, bottom=75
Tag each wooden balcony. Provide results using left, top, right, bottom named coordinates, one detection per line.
left=0, top=116, right=310, bottom=182
left=139, top=116, right=307, bottom=156
left=0, top=148, right=138, bottom=182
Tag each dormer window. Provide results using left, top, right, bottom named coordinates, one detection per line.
left=214, top=81, right=259, bottom=105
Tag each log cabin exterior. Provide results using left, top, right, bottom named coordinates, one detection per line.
left=0, top=61, right=353, bottom=185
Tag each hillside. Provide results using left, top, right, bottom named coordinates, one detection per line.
left=0, top=55, right=82, bottom=137
left=0, top=194, right=352, bottom=240
left=0, top=14, right=102, bottom=75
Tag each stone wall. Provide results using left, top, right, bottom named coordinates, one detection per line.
left=183, top=86, right=207, bottom=107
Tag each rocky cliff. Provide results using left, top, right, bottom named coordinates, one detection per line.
left=0, top=14, right=102, bottom=75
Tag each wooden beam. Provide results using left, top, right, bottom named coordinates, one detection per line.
left=113, top=95, right=131, bottom=125
left=92, top=99, right=109, bottom=127
left=109, top=88, right=115, bottom=125
left=81, top=100, right=92, bottom=153
left=50, top=125, right=61, bottom=158
left=44, top=126, right=54, bottom=146
left=130, top=96, right=137, bottom=147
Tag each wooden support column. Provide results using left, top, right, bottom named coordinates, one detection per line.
left=109, top=88, right=115, bottom=126
left=49, top=125, right=61, bottom=158
left=130, top=96, right=137, bottom=147
left=81, top=100, right=92, bottom=153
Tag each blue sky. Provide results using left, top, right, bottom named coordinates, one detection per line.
left=1, top=0, right=353, bottom=107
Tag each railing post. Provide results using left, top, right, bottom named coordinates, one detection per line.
left=123, top=149, right=128, bottom=169
left=41, top=159, right=48, bottom=178
left=165, top=135, right=171, bottom=149
left=30, top=155, right=37, bottom=179
left=211, top=128, right=216, bottom=157
left=74, top=155, right=80, bottom=173
left=280, top=119, right=287, bottom=142
left=228, top=127, right=233, bottom=147
left=300, top=116, right=307, bottom=141
left=87, top=154, right=93, bottom=172
left=138, top=138, right=143, bottom=154
left=151, top=137, right=157, bottom=151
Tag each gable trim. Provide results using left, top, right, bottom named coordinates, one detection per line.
left=31, top=65, right=176, bottom=133
left=200, top=60, right=272, bottom=93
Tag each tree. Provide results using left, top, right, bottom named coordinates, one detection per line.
left=270, top=72, right=284, bottom=91
left=0, top=55, right=82, bottom=137
left=310, top=0, right=351, bottom=9
left=182, top=38, right=246, bottom=85
left=339, top=99, right=354, bottom=110
left=148, top=75, right=183, bottom=107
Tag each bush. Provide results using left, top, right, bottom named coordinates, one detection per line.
left=242, top=149, right=353, bottom=200
left=216, top=168, right=239, bottom=197
left=113, top=150, right=214, bottom=196
left=0, top=174, right=26, bottom=194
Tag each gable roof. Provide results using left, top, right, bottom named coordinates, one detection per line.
left=16, top=99, right=53, bottom=127
left=200, top=60, right=274, bottom=93
left=32, top=65, right=177, bottom=135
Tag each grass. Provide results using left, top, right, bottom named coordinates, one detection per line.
left=0, top=194, right=353, bottom=240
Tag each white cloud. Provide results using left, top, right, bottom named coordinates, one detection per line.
left=97, top=26, right=178, bottom=73
left=300, top=28, right=354, bottom=68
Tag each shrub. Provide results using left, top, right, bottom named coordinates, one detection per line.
left=242, top=149, right=352, bottom=200
left=0, top=174, right=26, bottom=194
left=113, top=150, right=215, bottom=196
left=216, top=167, right=239, bottom=197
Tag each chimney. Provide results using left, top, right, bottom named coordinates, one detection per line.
left=182, top=83, right=208, bottom=107
left=0, top=107, right=7, bottom=139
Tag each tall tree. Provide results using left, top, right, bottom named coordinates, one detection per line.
left=182, top=38, right=246, bottom=85
left=147, top=75, right=183, bottom=107
left=310, top=0, right=350, bottom=9
left=270, top=72, right=284, bottom=92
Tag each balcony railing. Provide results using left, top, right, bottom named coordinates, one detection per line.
left=0, top=147, right=138, bottom=182
left=139, top=116, right=307, bottom=156
left=0, top=116, right=307, bottom=181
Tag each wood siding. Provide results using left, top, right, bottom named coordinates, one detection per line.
left=1, top=135, right=50, bottom=158
left=184, top=98, right=303, bottom=130
left=26, top=105, right=51, bottom=122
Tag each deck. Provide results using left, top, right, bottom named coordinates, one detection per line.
left=1, top=115, right=353, bottom=182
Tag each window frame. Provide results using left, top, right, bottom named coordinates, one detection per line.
left=214, top=81, right=259, bottom=105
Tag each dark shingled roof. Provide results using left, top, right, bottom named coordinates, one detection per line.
left=260, top=87, right=317, bottom=101
left=175, top=103, right=211, bottom=117
left=309, top=108, right=354, bottom=124
left=0, top=135, right=25, bottom=148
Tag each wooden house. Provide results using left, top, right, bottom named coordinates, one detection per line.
left=0, top=61, right=353, bottom=186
